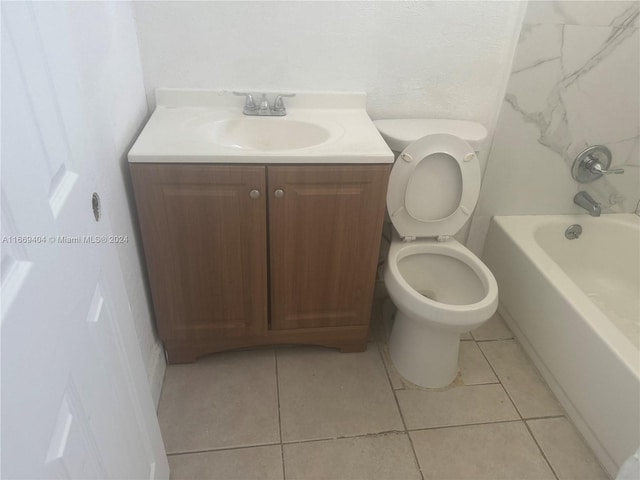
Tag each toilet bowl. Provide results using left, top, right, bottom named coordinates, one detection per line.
left=385, top=237, right=498, bottom=387
left=374, top=119, right=499, bottom=388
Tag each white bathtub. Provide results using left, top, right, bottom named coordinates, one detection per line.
left=483, top=214, right=640, bottom=478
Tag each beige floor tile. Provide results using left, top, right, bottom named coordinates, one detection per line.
left=397, top=384, right=519, bottom=429
left=411, top=421, right=555, bottom=480
left=283, top=433, right=421, bottom=480
left=479, top=340, right=563, bottom=418
left=528, top=417, right=608, bottom=479
left=277, top=345, right=403, bottom=442
left=158, top=349, right=279, bottom=453
left=459, top=341, right=498, bottom=385
left=472, top=312, right=513, bottom=341
left=168, top=445, right=283, bottom=480
left=460, top=332, right=473, bottom=340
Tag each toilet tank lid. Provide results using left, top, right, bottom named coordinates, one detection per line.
left=374, top=119, right=487, bottom=152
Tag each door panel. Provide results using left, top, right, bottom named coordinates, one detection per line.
left=1, top=3, right=167, bottom=478
left=130, top=164, right=268, bottom=341
left=268, top=165, right=390, bottom=330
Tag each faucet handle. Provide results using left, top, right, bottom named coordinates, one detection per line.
left=233, top=92, right=257, bottom=114
left=571, top=145, right=624, bottom=183
left=587, top=159, right=625, bottom=175
left=272, top=93, right=295, bottom=115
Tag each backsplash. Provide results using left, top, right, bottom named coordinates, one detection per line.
left=469, top=1, right=639, bottom=254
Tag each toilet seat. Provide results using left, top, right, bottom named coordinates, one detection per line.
left=387, top=134, right=481, bottom=239
left=385, top=237, right=498, bottom=331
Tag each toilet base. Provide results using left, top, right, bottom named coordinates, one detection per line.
left=388, top=310, right=460, bottom=388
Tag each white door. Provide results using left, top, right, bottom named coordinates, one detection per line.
left=1, top=3, right=168, bottom=478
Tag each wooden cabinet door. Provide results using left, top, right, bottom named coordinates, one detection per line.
left=130, top=164, right=268, bottom=341
left=268, top=165, right=390, bottom=330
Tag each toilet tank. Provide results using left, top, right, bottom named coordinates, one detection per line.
left=374, top=119, right=487, bottom=153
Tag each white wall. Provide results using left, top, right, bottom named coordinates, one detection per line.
left=133, top=1, right=525, bottom=138
left=469, top=0, right=639, bottom=255
left=27, top=1, right=166, bottom=405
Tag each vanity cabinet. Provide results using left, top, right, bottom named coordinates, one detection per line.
left=131, top=163, right=389, bottom=363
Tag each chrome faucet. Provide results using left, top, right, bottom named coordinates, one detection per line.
left=233, top=92, right=295, bottom=116
left=574, top=191, right=601, bottom=217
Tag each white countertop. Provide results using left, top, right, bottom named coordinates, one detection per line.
left=128, top=90, right=394, bottom=164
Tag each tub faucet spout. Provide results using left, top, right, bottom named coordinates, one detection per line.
left=574, top=191, right=601, bottom=217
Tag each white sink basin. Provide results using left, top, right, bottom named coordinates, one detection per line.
left=205, top=118, right=331, bottom=151
left=128, top=90, right=394, bottom=164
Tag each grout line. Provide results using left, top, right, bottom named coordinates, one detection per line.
left=392, top=379, right=501, bottom=392
left=375, top=341, right=425, bottom=480
left=281, top=429, right=408, bottom=446
left=524, top=419, right=561, bottom=480
left=474, top=337, right=514, bottom=343
left=166, top=441, right=281, bottom=457
left=476, top=338, right=560, bottom=480
left=406, top=419, right=524, bottom=433
left=274, top=347, right=286, bottom=480
left=523, top=414, right=566, bottom=421
left=476, top=338, right=527, bottom=419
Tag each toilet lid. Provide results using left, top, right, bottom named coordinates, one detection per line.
left=387, top=133, right=481, bottom=239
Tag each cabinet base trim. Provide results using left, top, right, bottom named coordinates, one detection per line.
left=163, top=326, right=369, bottom=363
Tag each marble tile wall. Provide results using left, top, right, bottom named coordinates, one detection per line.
left=468, top=1, right=639, bottom=255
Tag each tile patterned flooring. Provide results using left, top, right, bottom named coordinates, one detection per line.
left=158, top=304, right=609, bottom=480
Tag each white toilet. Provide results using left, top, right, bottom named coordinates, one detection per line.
left=375, top=119, right=498, bottom=388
